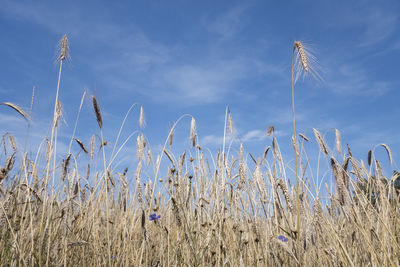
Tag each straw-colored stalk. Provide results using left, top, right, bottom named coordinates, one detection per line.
left=292, top=41, right=301, bottom=240
left=40, top=34, right=69, bottom=266
left=291, top=40, right=317, bottom=241
left=90, top=93, right=111, bottom=263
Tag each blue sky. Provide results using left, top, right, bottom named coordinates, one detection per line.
left=1, top=0, right=399, bottom=188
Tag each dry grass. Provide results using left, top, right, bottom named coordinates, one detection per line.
left=1, top=130, right=398, bottom=266
left=0, top=36, right=399, bottom=267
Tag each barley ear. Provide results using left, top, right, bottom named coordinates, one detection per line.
left=238, top=144, right=246, bottom=189
left=335, top=129, right=341, bottom=154
left=1, top=102, right=30, bottom=121
left=74, top=138, right=88, bottom=154
left=267, top=126, right=274, bottom=136
left=136, top=134, right=145, bottom=161
left=30, top=86, right=35, bottom=115
left=294, top=41, right=309, bottom=72
left=228, top=109, right=233, bottom=134
left=313, top=128, right=329, bottom=155
left=90, top=135, right=95, bottom=159
left=139, top=106, right=144, bottom=128
left=263, top=146, right=270, bottom=162
left=59, top=34, right=70, bottom=62
left=91, top=95, right=102, bottom=129
left=169, top=127, right=174, bottom=148
left=190, top=117, right=196, bottom=147
left=292, top=135, right=299, bottom=156
left=299, top=133, right=309, bottom=142
left=367, top=150, right=372, bottom=166
left=8, top=134, right=16, bottom=151
left=380, top=143, right=393, bottom=165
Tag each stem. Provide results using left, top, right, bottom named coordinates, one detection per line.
left=292, top=49, right=301, bottom=241
left=100, top=129, right=112, bottom=265
left=39, top=59, right=63, bottom=266
left=222, top=105, right=228, bottom=156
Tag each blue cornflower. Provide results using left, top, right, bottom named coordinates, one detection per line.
left=149, top=213, right=161, bottom=221
left=110, top=256, right=117, bottom=260
left=278, top=235, right=289, bottom=242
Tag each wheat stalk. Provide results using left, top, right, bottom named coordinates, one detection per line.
left=291, top=40, right=322, bottom=241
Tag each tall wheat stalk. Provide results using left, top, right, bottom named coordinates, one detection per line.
left=38, top=34, right=69, bottom=266
left=291, top=40, right=315, bottom=241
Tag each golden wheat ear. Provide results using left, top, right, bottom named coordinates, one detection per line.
left=293, top=40, right=323, bottom=85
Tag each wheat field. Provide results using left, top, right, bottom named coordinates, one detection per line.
left=0, top=35, right=399, bottom=266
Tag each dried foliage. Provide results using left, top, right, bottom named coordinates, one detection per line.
left=0, top=37, right=398, bottom=267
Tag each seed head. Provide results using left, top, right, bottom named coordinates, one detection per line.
left=190, top=117, right=197, bottom=147
left=57, top=34, right=70, bottom=62
left=139, top=106, right=145, bottom=128
left=91, top=96, right=102, bottom=129
left=293, top=40, right=322, bottom=84
left=228, top=109, right=234, bottom=134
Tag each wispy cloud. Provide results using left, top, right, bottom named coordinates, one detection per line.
left=201, top=134, right=224, bottom=147
left=201, top=128, right=287, bottom=148
left=205, top=4, right=251, bottom=40
left=242, top=129, right=266, bottom=142
left=153, top=58, right=264, bottom=104
left=327, top=63, right=392, bottom=97
left=358, top=8, right=398, bottom=47
left=0, top=1, right=285, bottom=107
left=0, top=113, right=29, bottom=127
